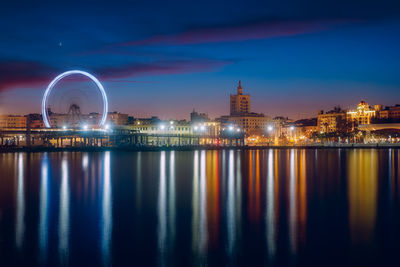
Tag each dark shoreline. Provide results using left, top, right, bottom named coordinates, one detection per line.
left=1, top=144, right=399, bottom=153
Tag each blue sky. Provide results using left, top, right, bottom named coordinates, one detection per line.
left=1, top=0, right=400, bottom=119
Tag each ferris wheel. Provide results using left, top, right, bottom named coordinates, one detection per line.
left=41, top=70, right=108, bottom=129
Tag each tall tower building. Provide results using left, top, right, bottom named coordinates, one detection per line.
left=230, top=81, right=250, bottom=115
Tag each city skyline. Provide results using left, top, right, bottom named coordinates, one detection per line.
left=1, top=0, right=400, bottom=119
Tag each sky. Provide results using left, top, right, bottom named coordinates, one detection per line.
left=0, top=0, right=400, bottom=120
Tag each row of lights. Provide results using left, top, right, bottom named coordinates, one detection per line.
left=61, top=124, right=111, bottom=131
left=222, top=125, right=242, bottom=132
left=159, top=121, right=175, bottom=130
left=266, top=125, right=295, bottom=132
left=158, top=121, right=211, bottom=132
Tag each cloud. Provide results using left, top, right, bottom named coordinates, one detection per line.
left=0, top=60, right=59, bottom=92
left=118, top=20, right=350, bottom=46
left=0, top=58, right=233, bottom=93
left=95, top=59, right=233, bottom=80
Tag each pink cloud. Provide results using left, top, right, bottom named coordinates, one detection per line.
left=119, top=20, right=349, bottom=46
left=96, top=59, right=233, bottom=80
left=0, top=58, right=232, bottom=93
left=0, top=61, right=58, bottom=92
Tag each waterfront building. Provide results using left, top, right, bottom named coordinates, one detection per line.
left=346, top=101, right=377, bottom=126
left=378, top=104, right=400, bottom=120
left=190, top=109, right=209, bottom=123
left=317, top=107, right=346, bottom=133
left=131, top=119, right=192, bottom=135
left=222, top=113, right=270, bottom=135
left=107, top=111, right=129, bottom=125
left=133, top=116, right=161, bottom=126
left=42, top=111, right=129, bottom=128
left=221, top=81, right=270, bottom=135
left=0, top=115, right=27, bottom=128
left=294, top=118, right=318, bottom=138
left=129, top=118, right=224, bottom=145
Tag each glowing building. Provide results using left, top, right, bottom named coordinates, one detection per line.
left=317, top=107, right=346, bottom=133
left=347, top=101, right=377, bottom=126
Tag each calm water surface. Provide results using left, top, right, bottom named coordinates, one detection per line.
left=1, top=149, right=400, bottom=266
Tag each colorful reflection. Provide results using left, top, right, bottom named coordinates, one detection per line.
left=206, top=150, right=220, bottom=248
left=39, top=153, right=50, bottom=263
left=15, top=153, right=25, bottom=250
left=226, top=150, right=242, bottom=256
left=2, top=148, right=400, bottom=265
left=248, top=150, right=261, bottom=224
left=287, top=149, right=308, bottom=256
left=59, top=153, right=70, bottom=264
left=266, top=149, right=277, bottom=259
left=347, top=149, right=378, bottom=244
left=158, top=151, right=176, bottom=264
left=101, top=151, right=112, bottom=264
left=192, top=150, right=208, bottom=258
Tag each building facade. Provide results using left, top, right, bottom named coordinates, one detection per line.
left=223, top=81, right=270, bottom=135
left=225, top=114, right=270, bottom=135
left=346, top=101, right=377, bottom=126
left=230, top=81, right=250, bottom=115
left=0, top=115, right=27, bottom=128
left=378, top=105, right=400, bottom=120
left=190, top=109, right=209, bottom=123
left=317, top=108, right=346, bottom=133
left=107, top=112, right=129, bottom=125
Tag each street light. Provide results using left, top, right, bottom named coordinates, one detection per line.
left=228, top=126, right=234, bottom=131
left=267, top=125, right=273, bottom=132
left=62, top=125, right=67, bottom=130
left=290, top=126, right=295, bottom=131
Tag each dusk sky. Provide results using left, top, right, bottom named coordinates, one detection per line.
left=1, top=0, right=400, bottom=120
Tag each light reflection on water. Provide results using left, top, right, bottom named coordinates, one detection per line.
left=58, top=154, right=70, bottom=264
left=1, top=149, right=400, bottom=265
left=101, top=151, right=112, bottom=265
left=15, top=153, right=24, bottom=250
left=39, top=153, right=49, bottom=263
left=348, top=149, right=378, bottom=244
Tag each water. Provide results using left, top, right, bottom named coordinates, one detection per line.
left=0, top=149, right=400, bottom=266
